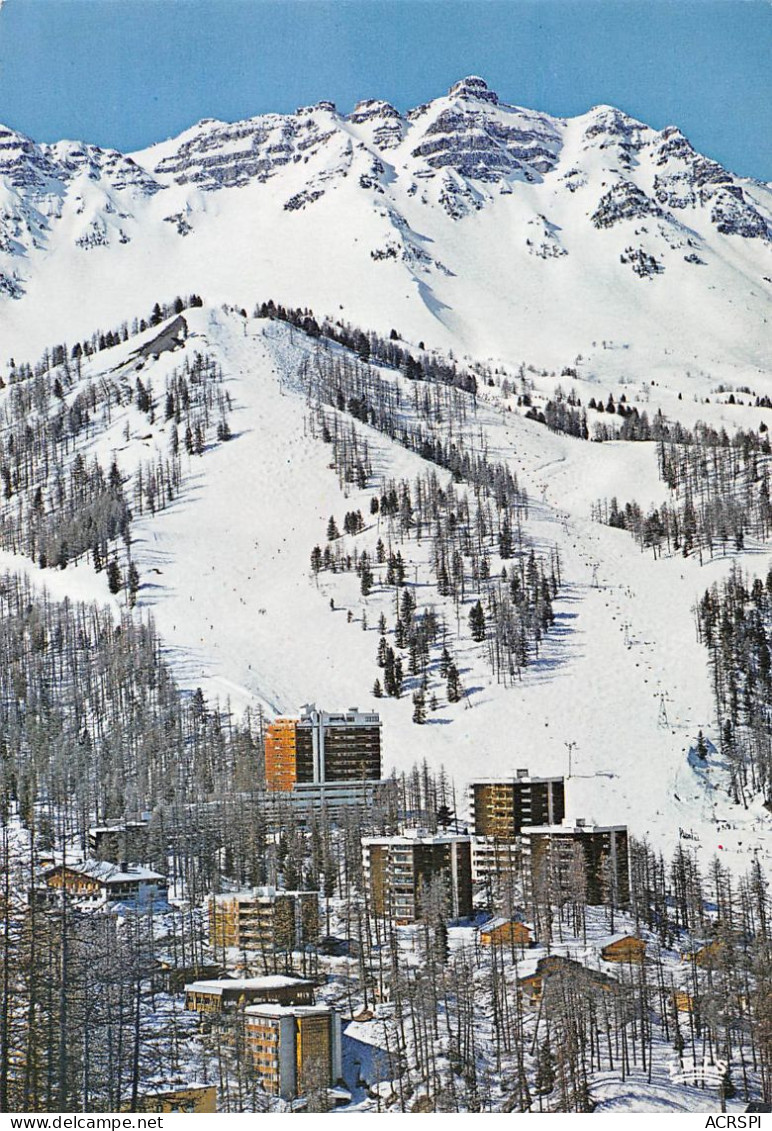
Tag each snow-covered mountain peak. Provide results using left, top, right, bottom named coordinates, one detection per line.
left=0, top=123, right=61, bottom=190
left=294, top=99, right=338, bottom=117
left=403, top=81, right=563, bottom=185
left=347, top=99, right=405, bottom=150
left=447, top=74, right=500, bottom=105
left=349, top=98, right=402, bottom=121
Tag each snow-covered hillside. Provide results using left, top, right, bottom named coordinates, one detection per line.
left=2, top=299, right=770, bottom=880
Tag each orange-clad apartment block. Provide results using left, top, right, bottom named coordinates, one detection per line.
left=264, top=706, right=382, bottom=792
left=265, top=717, right=299, bottom=791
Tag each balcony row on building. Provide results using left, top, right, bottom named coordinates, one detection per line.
left=209, top=885, right=320, bottom=952
left=361, top=818, right=631, bottom=926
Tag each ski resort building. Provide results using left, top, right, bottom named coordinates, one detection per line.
left=265, top=705, right=382, bottom=790
left=470, top=773, right=565, bottom=840
left=260, top=779, right=393, bottom=823
left=518, top=955, right=618, bottom=1010
left=41, top=859, right=168, bottom=908
left=522, top=820, right=630, bottom=908
left=208, top=887, right=320, bottom=952
left=184, top=975, right=315, bottom=1015
left=362, top=831, right=473, bottom=924
left=244, top=1004, right=343, bottom=1100
left=601, top=935, right=647, bottom=964
left=479, top=918, right=533, bottom=949
left=87, top=817, right=151, bottom=862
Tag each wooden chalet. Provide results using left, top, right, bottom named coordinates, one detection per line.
left=518, top=955, right=617, bottom=1009
left=600, top=935, right=647, bottom=964
left=682, top=939, right=725, bottom=968
left=151, top=961, right=222, bottom=994
left=479, top=917, right=532, bottom=949
left=42, top=859, right=167, bottom=907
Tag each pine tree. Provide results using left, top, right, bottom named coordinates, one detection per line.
left=127, top=562, right=140, bottom=608
left=106, top=559, right=122, bottom=594
left=446, top=663, right=462, bottom=703
left=383, top=648, right=396, bottom=696
left=499, top=521, right=513, bottom=559
left=393, top=656, right=403, bottom=699
left=535, top=1038, right=556, bottom=1097
left=326, top=516, right=340, bottom=541
left=360, top=554, right=374, bottom=596
left=437, top=803, right=452, bottom=829
left=412, top=691, right=426, bottom=725
left=469, top=600, right=486, bottom=642
left=310, top=546, right=322, bottom=574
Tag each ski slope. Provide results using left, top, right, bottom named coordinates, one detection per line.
left=4, top=303, right=768, bottom=879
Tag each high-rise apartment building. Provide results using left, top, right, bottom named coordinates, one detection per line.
left=362, top=831, right=473, bottom=924
left=470, top=773, right=565, bottom=840
left=522, top=820, right=630, bottom=907
left=265, top=706, right=382, bottom=791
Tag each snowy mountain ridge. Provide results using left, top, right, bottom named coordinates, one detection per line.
left=0, top=77, right=769, bottom=378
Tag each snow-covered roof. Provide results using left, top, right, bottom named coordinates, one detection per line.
left=480, top=916, right=530, bottom=933
left=210, top=886, right=317, bottom=903
left=523, top=820, right=628, bottom=836
left=470, top=774, right=565, bottom=786
left=362, top=830, right=471, bottom=847
left=245, top=1003, right=335, bottom=1018
left=185, top=975, right=313, bottom=995
left=45, top=859, right=165, bottom=884
left=601, top=933, right=646, bottom=947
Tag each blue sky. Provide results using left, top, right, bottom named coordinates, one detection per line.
left=0, top=0, right=769, bottom=179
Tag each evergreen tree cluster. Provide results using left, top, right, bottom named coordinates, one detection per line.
left=596, top=420, right=772, bottom=560
left=313, top=407, right=372, bottom=491
left=255, top=298, right=478, bottom=395
left=303, top=322, right=561, bottom=691
left=0, top=323, right=230, bottom=576
left=0, top=452, right=130, bottom=571
left=315, top=455, right=558, bottom=687
left=696, top=565, right=772, bottom=807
